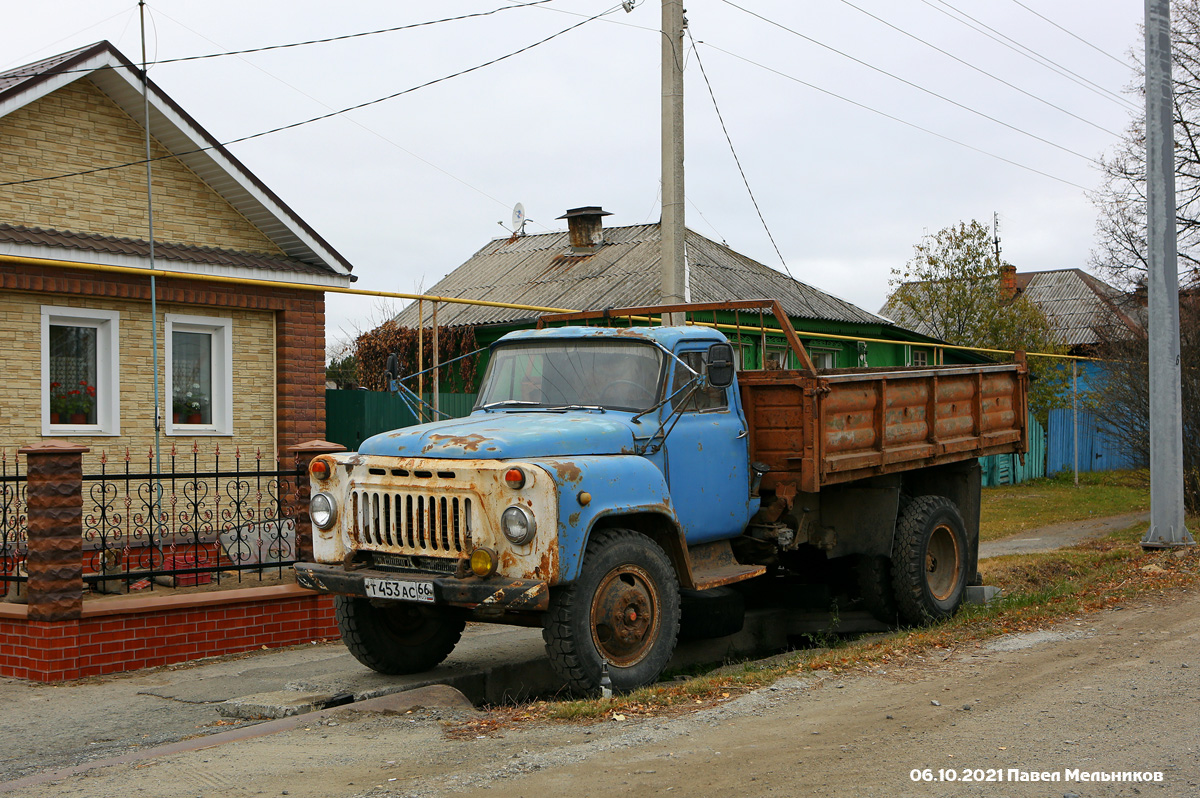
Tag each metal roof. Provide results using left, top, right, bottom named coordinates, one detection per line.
left=393, top=223, right=891, bottom=328
left=0, top=224, right=333, bottom=276
left=0, top=42, right=353, bottom=281
left=879, top=268, right=1143, bottom=347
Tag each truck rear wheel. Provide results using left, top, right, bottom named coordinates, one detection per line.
left=335, top=595, right=465, bottom=675
left=856, top=555, right=899, bottom=625
left=543, top=528, right=681, bottom=694
left=890, top=495, right=968, bottom=625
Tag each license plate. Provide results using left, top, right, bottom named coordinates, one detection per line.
left=364, top=577, right=435, bottom=603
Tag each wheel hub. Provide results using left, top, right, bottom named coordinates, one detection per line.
left=925, top=523, right=962, bottom=601
left=591, top=566, right=661, bottom=667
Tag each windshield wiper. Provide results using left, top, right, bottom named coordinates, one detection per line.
left=544, top=404, right=606, bottom=413
left=480, top=400, right=542, bottom=410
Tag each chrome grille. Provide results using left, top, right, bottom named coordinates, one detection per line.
left=351, top=490, right=472, bottom=555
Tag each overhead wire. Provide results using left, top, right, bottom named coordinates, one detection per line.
left=152, top=7, right=540, bottom=229
left=686, top=27, right=819, bottom=317
left=699, top=42, right=1089, bottom=191
left=1007, top=0, right=1131, bottom=69
left=0, top=0, right=562, bottom=80
left=920, top=0, right=1139, bottom=111
left=718, top=0, right=1097, bottom=164
left=0, top=4, right=622, bottom=189
left=0, top=7, right=134, bottom=72
left=831, top=0, right=1120, bottom=136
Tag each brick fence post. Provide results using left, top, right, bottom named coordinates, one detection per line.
left=18, top=441, right=88, bottom=622
left=288, top=440, right=346, bottom=563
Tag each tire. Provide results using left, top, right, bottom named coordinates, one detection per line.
left=542, top=528, right=681, bottom=694
left=678, top=587, right=745, bottom=640
left=856, top=554, right=899, bottom=626
left=335, top=595, right=465, bottom=675
left=890, top=495, right=969, bottom=625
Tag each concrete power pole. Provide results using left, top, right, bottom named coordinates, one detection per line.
left=1142, top=0, right=1194, bottom=548
left=660, top=0, right=686, bottom=326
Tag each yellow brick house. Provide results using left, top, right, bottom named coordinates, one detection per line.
left=0, top=41, right=354, bottom=465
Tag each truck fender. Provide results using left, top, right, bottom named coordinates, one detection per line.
left=531, top=456, right=689, bottom=584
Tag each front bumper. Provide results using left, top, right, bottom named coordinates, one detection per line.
left=294, top=562, right=550, bottom=612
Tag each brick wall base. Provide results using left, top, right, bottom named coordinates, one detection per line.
left=0, top=585, right=338, bottom=682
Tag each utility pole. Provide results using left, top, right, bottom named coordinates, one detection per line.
left=1142, top=0, right=1194, bottom=548
left=660, top=0, right=686, bottom=326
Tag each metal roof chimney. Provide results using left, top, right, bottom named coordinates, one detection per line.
left=557, top=206, right=611, bottom=254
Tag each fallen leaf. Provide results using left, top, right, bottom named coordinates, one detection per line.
left=613, top=713, right=626, bottom=721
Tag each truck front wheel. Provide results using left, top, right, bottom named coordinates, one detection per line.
left=543, top=528, right=681, bottom=694
left=890, top=495, right=968, bottom=625
left=335, top=595, right=465, bottom=675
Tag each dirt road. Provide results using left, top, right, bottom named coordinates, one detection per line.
left=10, top=585, right=1199, bottom=798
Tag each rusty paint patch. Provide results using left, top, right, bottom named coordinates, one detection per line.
left=423, top=433, right=490, bottom=453
left=569, top=511, right=581, bottom=526
left=548, top=460, right=583, bottom=484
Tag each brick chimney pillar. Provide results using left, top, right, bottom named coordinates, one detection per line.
left=999, top=263, right=1017, bottom=301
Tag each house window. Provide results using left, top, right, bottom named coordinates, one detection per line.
left=167, top=314, right=232, bottom=435
left=809, top=348, right=838, bottom=370
left=912, top=349, right=929, bottom=367
left=41, top=307, right=120, bottom=435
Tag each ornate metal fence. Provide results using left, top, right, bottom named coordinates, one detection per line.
left=0, top=450, right=26, bottom=596
left=1, top=444, right=302, bottom=597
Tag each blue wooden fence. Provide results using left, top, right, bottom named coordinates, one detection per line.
left=1046, top=408, right=1140, bottom=476
left=980, top=412, right=1046, bottom=486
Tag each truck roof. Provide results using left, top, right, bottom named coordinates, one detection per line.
left=495, top=324, right=726, bottom=349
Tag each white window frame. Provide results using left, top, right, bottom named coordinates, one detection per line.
left=166, top=313, right=233, bottom=436
left=41, top=306, right=121, bottom=437
left=911, top=349, right=929, bottom=367
left=809, top=347, right=838, bottom=370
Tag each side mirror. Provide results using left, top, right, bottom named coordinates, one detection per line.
left=384, top=353, right=400, bottom=389
left=707, top=343, right=735, bottom=388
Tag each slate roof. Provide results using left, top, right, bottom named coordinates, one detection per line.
left=1016, top=269, right=1142, bottom=346
left=878, top=268, right=1143, bottom=348
left=0, top=42, right=352, bottom=280
left=394, top=223, right=892, bottom=328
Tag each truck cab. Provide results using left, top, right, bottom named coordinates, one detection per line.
left=298, top=325, right=762, bottom=691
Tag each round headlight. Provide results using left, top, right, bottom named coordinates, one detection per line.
left=500, top=505, right=537, bottom=545
left=311, top=492, right=337, bottom=530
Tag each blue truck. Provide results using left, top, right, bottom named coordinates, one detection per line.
left=296, top=301, right=1028, bottom=693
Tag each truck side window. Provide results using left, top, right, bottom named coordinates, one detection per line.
left=671, top=351, right=728, bottom=412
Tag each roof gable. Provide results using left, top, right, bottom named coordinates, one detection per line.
left=0, top=42, right=351, bottom=280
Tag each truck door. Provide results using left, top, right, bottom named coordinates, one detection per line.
left=664, top=349, right=752, bottom=543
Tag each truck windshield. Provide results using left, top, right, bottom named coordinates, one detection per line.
left=476, top=340, right=665, bottom=412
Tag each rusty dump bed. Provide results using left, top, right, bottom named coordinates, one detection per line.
left=740, top=362, right=1028, bottom=494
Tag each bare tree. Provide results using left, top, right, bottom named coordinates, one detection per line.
left=1088, top=293, right=1200, bottom=510
left=1091, top=0, right=1200, bottom=290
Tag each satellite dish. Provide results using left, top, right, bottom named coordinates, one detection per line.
left=512, top=202, right=527, bottom=236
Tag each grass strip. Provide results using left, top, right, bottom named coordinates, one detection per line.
left=446, top=518, right=1197, bottom=734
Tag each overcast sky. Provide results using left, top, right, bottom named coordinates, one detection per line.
left=4, top=1, right=1146, bottom=352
